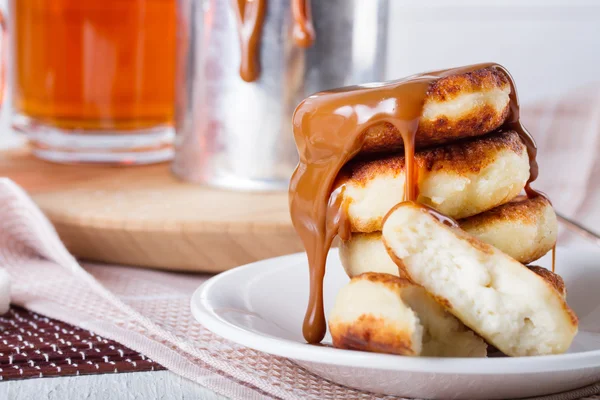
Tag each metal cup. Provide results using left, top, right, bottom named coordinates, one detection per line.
left=173, top=0, right=389, bottom=190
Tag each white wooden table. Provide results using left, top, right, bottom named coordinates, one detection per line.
left=0, top=371, right=227, bottom=400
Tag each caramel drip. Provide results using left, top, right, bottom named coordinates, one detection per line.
left=291, top=0, right=316, bottom=48
left=402, top=128, right=418, bottom=202
left=301, top=186, right=351, bottom=343
left=232, top=0, right=267, bottom=82
left=500, top=75, right=558, bottom=272
left=496, top=65, right=542, bottom=199
left=233, top=0, right=315, bottom=81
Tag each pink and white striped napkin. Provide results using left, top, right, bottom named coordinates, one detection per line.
left=0, top=178, right=415, bottom=399
left=524, top=84, right=600, bottom=244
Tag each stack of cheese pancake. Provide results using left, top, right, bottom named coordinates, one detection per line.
left=289, top=64, right=578, bottom=358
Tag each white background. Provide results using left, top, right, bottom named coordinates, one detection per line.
left=385, top=0, right=600, bottom=104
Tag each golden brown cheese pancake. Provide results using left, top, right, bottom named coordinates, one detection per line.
left=339, top=130, right=529, bottom=233
left=340, top=196, right=557, bottom=278
left=361, top=67, right=511, bottom=152
left=382, top=202, right=578, bottom=357
left=459, top=195, right=557, bottom=264
left=328, top=272, right=487, bottom=357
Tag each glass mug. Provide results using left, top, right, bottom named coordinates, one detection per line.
left=8, top=0, right=176, bottom=164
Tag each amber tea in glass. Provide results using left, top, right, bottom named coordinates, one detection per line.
left=10, top=0, right=176, bottom=164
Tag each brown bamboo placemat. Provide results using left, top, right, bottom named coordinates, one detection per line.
left=0, top=306, right=164, bottom=381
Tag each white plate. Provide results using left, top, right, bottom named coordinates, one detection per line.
left=191, top=248, right=600, bottom=399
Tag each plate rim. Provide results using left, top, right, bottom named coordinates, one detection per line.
left=191, top=249, right=600, bottom=375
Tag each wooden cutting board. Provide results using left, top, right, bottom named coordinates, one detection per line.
left=0, top=148, right=303, bottom=272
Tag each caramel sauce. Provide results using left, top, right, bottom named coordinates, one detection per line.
left=501, top=71, right=542, bottom=199
left=233, top=0, right=315, bottom=82
left=232, top=0, right=267, bottom=82
left=422, top=204, right=460, bottom=228
left=382, top=201, right=460, bottom=229
left=289, top=63, right=546, bottom=344
left=291, top=0, right=316, bottom=48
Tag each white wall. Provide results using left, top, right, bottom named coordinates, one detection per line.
left=385, top=0, right=600, bottom=104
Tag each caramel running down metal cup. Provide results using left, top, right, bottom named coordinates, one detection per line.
left=173, top=0, right=389, bottom=190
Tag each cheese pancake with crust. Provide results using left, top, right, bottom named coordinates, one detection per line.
left=382, top=202, right=578, bottom=357
left=459, top=195, right=557, bottom=264
left=338, top=130, right=529, bottom=233
left=528, top=266, right=567, bottom=299
left=340, top=196, right=557, bottom=278
left=360, top=67, right=511, bottom=152
left=328, top=272, right=487, bottom=357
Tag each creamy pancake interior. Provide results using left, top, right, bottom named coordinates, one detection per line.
left=381, top=202, right=577, bottom=357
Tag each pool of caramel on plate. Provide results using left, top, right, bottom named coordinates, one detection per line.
left=289, top=62, right=550, bottom=344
